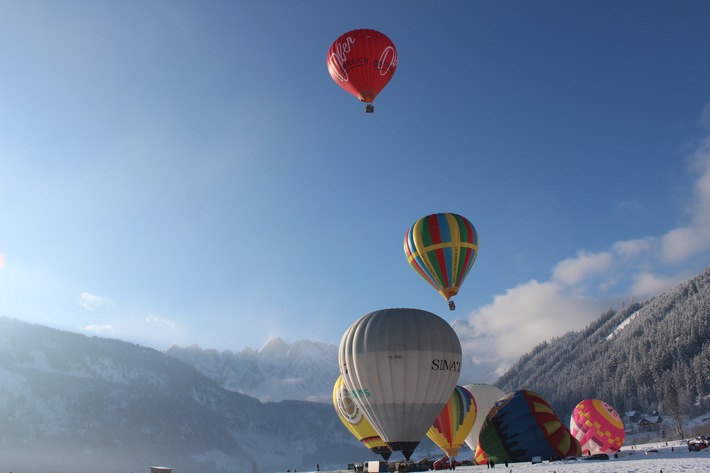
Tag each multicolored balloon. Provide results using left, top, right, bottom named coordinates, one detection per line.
left=569, top=399, right=625, bottom=455
left=463, top=383, right=505, bottom=453
left=474, top=443, right=489, bottom=465
left=404, top=213, right=479, bottom=309
left=333, top=375, right=391, bottom=460
left=327, top=29, right=398, bottom=112
left=339, top=308, right=462, bottom=460
left=427, top=385, right=477, bottom=458
left=477, top=390, right=581, bottom=463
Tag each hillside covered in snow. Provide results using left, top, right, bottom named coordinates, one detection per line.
left=497, top=266, right=710, bottom=421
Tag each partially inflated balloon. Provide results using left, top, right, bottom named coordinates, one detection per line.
left=339, top=308, right=462, bottom=460
left=477, top=390, right=581, bottom=463
left=474, top=443, right=488, bottom=465
left=427, top=385, right=477, bottom=458
left=463, top=383, right=505, bottom=452
left=404, top=213, right=478, bottom=308
left=333, top=375, right=392, bottom=460
left=569, top=399, right=625, bottom=455
left=327, top=29, right=397, bottom=112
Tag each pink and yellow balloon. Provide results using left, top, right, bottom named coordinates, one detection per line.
left=569, top=399, right=625, bottom=455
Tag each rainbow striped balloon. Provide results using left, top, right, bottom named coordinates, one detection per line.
left=404, top=213, right=479, bottom=303
left=427, top=385, right=478, bottom=458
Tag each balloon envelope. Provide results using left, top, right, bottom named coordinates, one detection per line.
left=333, top=375, right=392, bottom=460
left=404, top=213, right=479, bottom=302
left=338, top=308, right=462, bottom=460
left=463, top=383, right=505, bottom=452
left=327, top=29, right=397, bottom=105
left=477, top=390, right=581, bottom=463
left=569, top=399, right=625, bottom=455
left=473, top=443, right=488, bottom=465
left=427, top=385, right=477, bottom=458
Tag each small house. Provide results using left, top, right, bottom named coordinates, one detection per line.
left=637, top=415, right=663, bottom=432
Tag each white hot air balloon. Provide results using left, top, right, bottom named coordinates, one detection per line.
left=339, top=308, right=462, bottom=460
left=462, top=383, right=505, bottom=453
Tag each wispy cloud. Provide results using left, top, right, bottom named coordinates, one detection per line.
left=614, top=199, right=644, bottom=213
left=145, top=314, right=178, bottom=330
left=456, top=117, right=710, bottom=375
left=79, top=292, right=116, bottom=311
left=83, top=324, right=115, bottom=335
left=79, top=314, right=184, bottom=347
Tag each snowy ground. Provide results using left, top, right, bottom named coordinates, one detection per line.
left=310, top=441, right=710, bottom=473
left=447, top=442, right=710, bottom=473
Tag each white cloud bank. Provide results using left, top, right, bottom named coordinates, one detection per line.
left=456, top=118, right=710, bottom=377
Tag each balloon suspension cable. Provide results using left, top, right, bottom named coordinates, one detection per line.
left=448, top=300, right=456, bottom=311
left=365, top=103, right=374, bottom=113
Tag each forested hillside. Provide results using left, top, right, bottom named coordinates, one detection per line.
left=496, top=266, right=710, bottom=420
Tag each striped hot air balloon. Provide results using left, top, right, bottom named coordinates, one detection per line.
left=404, top=213, right=478, bottom=310
left=427, top=385, right=478, bottom=458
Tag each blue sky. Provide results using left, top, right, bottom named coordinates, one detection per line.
left=2, top=1, right=710, bottom=377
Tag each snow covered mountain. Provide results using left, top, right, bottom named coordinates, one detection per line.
left=496, top=265, right=710, bottom=420
left=166, top=338, right=339, bottom=403
left=0, top=317, right=367, bottom=473
left=166, top=336, right=485, bottom=403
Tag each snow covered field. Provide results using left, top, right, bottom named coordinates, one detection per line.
left=446, top=444, right=710, bottom=473
left=442, top=442, right=710, bottom=473
left=308, top=441, right=710, bottom=473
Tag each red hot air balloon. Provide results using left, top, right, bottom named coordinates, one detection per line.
left=327, top=29, right=397, bottom=113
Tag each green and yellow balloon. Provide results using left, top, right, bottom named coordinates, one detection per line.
left=404, top=213, right=479, bottom=309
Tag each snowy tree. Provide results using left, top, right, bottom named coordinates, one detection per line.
left=661, top=390, right=693, bottom=439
